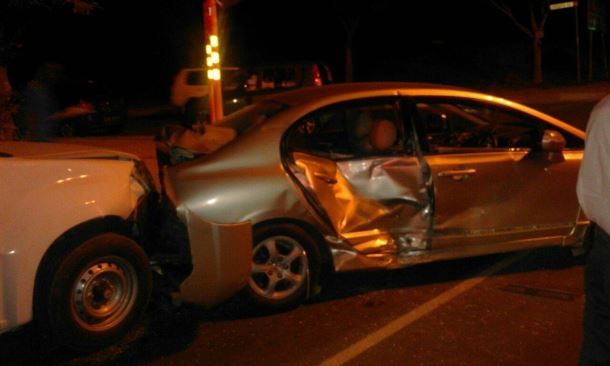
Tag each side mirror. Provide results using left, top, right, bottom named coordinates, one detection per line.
left=541, top=129, right=566, bottom=162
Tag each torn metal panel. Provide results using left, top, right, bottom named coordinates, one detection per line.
left=329, top=247, right=395, bottom=272
left=292, top=152, right=430, bottom=257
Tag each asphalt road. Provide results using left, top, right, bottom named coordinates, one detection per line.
left=8, top=248, right=583, bottom=366
left=1, top=98, right=597, bottom=366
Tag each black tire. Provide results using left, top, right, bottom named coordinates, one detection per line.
left=246, top=223, right=322, bottom=310
left=37, top=233, right=151, bottom=351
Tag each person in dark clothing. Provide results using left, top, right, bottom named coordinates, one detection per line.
left=20, top=63, right=63, bottom=141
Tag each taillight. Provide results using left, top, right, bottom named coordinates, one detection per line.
left=313, top=64, right=322, bottom=86
left=78, top=100, right=95, bottom=112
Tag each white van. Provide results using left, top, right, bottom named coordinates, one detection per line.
left=170, top=62, right=333, bottom=123
left=170, top=67, right=244, bottom=122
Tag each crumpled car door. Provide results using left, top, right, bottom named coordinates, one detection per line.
left=290, top=151, right=431, bottom=255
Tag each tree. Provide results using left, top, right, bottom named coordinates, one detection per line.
left=329, top=0, right=365, bottom=82
left=489, top=0, right=550, bottom=84
left=329, top=0, right=390, bottom=82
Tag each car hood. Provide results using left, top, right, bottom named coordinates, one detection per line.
left=0, top=141, right=140, bottom=161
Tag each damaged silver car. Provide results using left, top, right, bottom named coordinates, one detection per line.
left=158, top=82, right=588, bottom=309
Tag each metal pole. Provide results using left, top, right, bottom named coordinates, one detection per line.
left=203, top=0, right=223, bottom=123
left=602, top=31, right=608, bottom=77
left=589, top=29, right=594, bottom=81
left=203, top=1, right=213, bottom=123
left=576, top=2, right=581, bottom=83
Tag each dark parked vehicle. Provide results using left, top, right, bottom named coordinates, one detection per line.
left=171, top=61, right=333, bottom=125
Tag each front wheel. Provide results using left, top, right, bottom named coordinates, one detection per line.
left=37, top=233, right=151, bottom=351
left=246, top=223, right=321, bottom=310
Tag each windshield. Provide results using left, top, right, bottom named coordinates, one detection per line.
left=161, top=100, right=287, bottom=163
left=217, top=100, right=287, bottom=136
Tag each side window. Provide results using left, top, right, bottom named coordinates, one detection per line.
left=287, top=107, right=351, bottom=157
left=416, top=99, right=550, bottom=154
left=285, top=99, right=409, bottom=159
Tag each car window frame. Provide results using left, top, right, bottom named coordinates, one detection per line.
left=282, top=97, right=414, bottom=161
left=409, top=96, right=584, bottom=155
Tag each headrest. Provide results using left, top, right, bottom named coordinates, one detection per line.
left=369, top=119, right=397, bottom=151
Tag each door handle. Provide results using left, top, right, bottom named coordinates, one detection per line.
left=437, top=168, right=476, bottom=181
left=313, top=172, right=337, bottom=184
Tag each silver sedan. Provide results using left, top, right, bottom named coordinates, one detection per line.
left=158, top=82, right=587, bottom=310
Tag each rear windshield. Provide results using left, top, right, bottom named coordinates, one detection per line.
left=217, top=100, right=287, bottom=136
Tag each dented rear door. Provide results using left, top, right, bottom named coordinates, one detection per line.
left=283, top=97, right=433, bottom=256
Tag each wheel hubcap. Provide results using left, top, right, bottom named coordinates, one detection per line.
left=71, top=256, right=138, bottom=332
left=250, top=235, right=308, bottom=301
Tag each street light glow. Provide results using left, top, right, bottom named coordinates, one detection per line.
left=212, top=68, right=220, bottom=80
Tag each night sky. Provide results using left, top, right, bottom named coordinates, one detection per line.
left=6, top=0, right=602, bottom=101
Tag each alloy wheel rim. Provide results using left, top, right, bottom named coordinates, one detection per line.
left=249, top=235, right=308, bottom=301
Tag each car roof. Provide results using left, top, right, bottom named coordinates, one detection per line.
left=262, top=82, right=585, bottom=138
left=268, top=82, right=470, bottom=106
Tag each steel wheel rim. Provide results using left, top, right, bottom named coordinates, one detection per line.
left=70, top=256, right=138, bottom=332
left=249, top=235, right=308, bottom=301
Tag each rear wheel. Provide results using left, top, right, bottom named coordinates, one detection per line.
left=37, top=233, right=151, bottom=351
left=246, top=223, right=321, bottom=310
